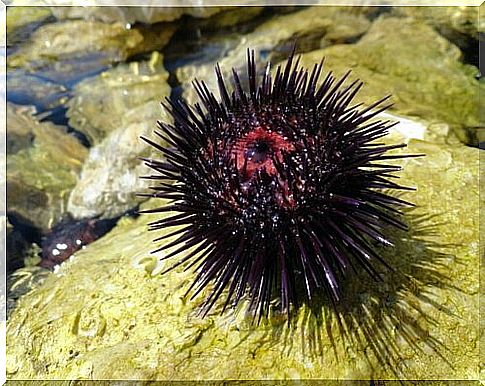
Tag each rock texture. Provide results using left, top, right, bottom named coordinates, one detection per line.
left=49, top=5, right=224, bottom=24
left=6, top=104, right=88, bottom=231
left=290, top=16, right=480, bottom=146
left=6, top=135, right=479, bottom=380
left=66, top=52, right=171, bottom=220
left=176, top=6, right=376, bottom=105
left=7, top=18, right=176, bottom=74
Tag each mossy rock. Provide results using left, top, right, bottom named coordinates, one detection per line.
left=7, top=18, right=176, bottom=72
left=6, top=135, right=479, bottom=380
left=291, top=16, right=480, bottom=145
left=6, top=104, right=88, bottom=231
left=65, top=52, right=172, bottom=220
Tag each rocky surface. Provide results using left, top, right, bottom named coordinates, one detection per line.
left=6, top=103, right=88, bottom=232
left=6, top=135, right=479, bottom=380
left=7, top=69, right=68, bottom=116
left=176, top=6, right=376, bottom=105
left=6, top=6, right=53, bottom=45
left=7, top=18, right=176, bottom=77
left=66, top=52, right=171, bottom=220
left=393, top=6, right=480, bottom=40
left=5, top=5, right=480, bottom=382
left=290, top=16, right=480, bottom=146
left=6, top=266, right=51, bottom=319
left=66, top=51, right=169, bottom=145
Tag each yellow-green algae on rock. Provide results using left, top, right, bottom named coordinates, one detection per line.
left=6, top=137, right=479, bottom=380
left=288, top=16, right=480, bottom=146
left=6, top=103, right=88, bottom=231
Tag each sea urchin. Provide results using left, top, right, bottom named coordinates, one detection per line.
left=140, top=49, right=417, bottom=320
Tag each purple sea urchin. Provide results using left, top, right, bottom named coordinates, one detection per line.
left=140, top=49, right=417, bottom=320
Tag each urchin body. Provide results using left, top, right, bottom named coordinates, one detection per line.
left=141, top=50, right=415, bottom=320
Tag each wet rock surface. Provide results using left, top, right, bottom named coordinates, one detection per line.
left=7, top=69, right=69, bottom=119
left=7, top=17, right=176, bottom=92
left=6, top=6, right=53, bottom=46
left=175, top=6, right=378, bottom=105
left=49, top=5, right=224, bottom=24
left=291, top=16, right=481, bottom=146
left=393, top=6, right=480, bottom=42
left=6, top=266, right=52, bottom=319
left=66, top=52, right=171, bottom=219
left=66, top=51, right=170, bottom=145
left=6, top=103, right=88, bottom=232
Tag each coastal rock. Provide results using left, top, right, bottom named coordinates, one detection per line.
left=195, top=7, right=265, bottom=31
left=66, top=52, right=171, bottom=220
left=6, top=136, right=479, bottom=380
left=393, top=6, right=479, bottom=40
left=291, top=16, right=480, bottom=145
left=6, top=6, right=52, bottom=34
left=7, top=18, right=176, bottom=79
left=66, top=51, right=169, bottom=145
left=6, top=103, right=88, bottom=231
left=6, top=266, right=51, bottom=319
left=48, top=5, right=265, bottom=28
left=176, top=6, right=375, bottom=105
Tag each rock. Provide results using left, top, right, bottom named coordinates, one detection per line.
left=196, top=7, right=265, bottom=31
left=6, top=6, right=53, bottom=45
left=393, top=6, right=479, bottom=40
left=8, top=20, right=141, bottom=69
left=66, top=52, right=171, bottom=220
left=7, top=18, right=176, bottom=81
left=176, top=6, right=375, bottom=105
left=392, top=6, right=480, bottom=70
left=290, top=16, right=481, bottom=146
left=6, top=266, right=52, bottom=319
left=66, top=51, right=169, bottom=145
left=6, top=134, right=479, bottom=379
left=48, top=5, right=223, bottom=24
left=6, top=103, right=88, bottom=232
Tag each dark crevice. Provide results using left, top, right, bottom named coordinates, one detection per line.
left=36, top=106, right=92, bottom=148
left=7, top=213, right=43, bottom=244
left=436, top=27, right=479, bottom=68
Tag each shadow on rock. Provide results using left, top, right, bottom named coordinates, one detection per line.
left=274, top=208, right=461, bottom=378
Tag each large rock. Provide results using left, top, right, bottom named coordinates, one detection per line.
left=6, top=6, right=52, bottom=35
left=393, top=6, right=480, bottom=40
left=66, top=51, right=170, bottom=145
left=6, top=6, right=53, bottom=46
left=66, top=52, right=172, bottom=220
left=6, top=266, right=51, bottom=319
left=176, top=6, right=375, bottom=105
left=48, top=5, right=265, bottom=29
left=6, top=103, right=88, bottom=232
left=290, top=16, right=480, bottom=145
left=7, top=18, right=176, bottom=79
left=6, top=134, right=479, bottom=380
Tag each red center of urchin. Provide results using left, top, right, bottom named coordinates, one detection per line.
left=232, top=127, right=295, bottom=180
